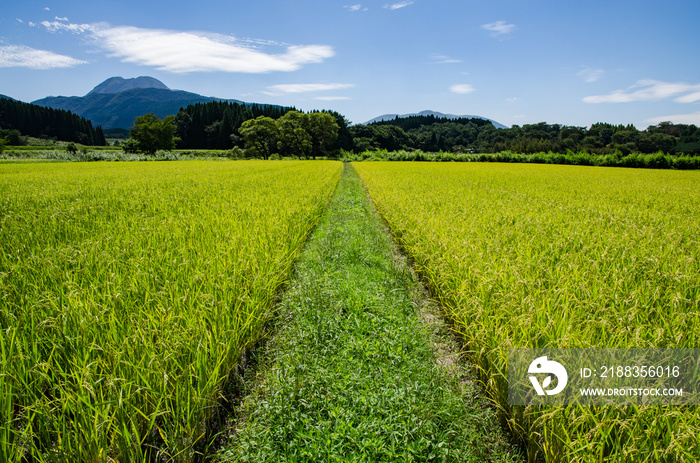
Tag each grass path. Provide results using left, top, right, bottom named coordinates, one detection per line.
left=218, top=164, right=520, bottom=462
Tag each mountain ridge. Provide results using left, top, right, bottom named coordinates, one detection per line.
left=32, top=77, right=248, bottom=129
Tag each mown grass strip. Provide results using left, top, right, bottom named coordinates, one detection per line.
left=219, top=164, right=520, bottom=462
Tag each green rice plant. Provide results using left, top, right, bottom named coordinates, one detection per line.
left=0, top=160, right=341, bottom=462
left=354, top=161, right=700, bottom=462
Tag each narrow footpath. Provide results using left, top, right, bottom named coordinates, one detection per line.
left=218, top=164, right=520, bottom=462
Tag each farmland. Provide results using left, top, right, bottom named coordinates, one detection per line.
left=354, top=162, right=700, bottom=461
left=0, top=160, right=341, bottom=461
left=2, top=158, right=699, bottom=462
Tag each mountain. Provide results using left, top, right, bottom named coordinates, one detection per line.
left=87, top=76, right=170, bottom=95
left=32, top=77, right=247, bottom=129
left=364, top=110, right=508, bottom=129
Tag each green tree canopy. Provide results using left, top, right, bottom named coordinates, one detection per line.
left=277, top=111, right=312, bottom=158
left=129, top=113, right=177, bottom=155
left=307, top=112, right=339, bottom=159
left=239, top=116, right=279, bottom=159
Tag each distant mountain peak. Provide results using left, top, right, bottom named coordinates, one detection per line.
left=365, top=110, right=508, bottom=129
left=32, top=77, right=249, bottom=129
left=87, top=76, right=170, bottom=96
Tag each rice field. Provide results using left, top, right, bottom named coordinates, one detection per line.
left=353, top=161, right=700, bottom=462
left=0, top=160, right=341, bottom=462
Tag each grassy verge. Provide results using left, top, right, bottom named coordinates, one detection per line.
left=218, top=163, right=520, bottom=462
left=341, top=149, right=700, bottom=170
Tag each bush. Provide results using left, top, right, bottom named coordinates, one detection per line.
left=121, top=138, right=139, bottom=154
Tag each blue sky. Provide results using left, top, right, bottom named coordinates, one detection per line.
left=1, top=0, right=699, bottom=128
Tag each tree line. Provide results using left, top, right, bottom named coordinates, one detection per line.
left=349, top=116, right=700, bottom=155
left=172, top=100, right=353, bottom=155
left=4, top=93, right=698, bottom=159
left=0, top=97, right=106, bottom=146
left=174, top=101, right=293, bottom=150
left=127, top=108, right=349, bottom=158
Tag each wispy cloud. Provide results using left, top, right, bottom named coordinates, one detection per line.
left=578, top=67, right=604, bottom=83
left=450, top=84, right=475, bottom=94
left=39, top=21, right=334, bottom=73
left=482, top=20, right=516, bottom=38
left=54, top=16, right=68, bottom=21
left=583, top=79, right=700, bottom=103
left=0, top=44, right=86, bottom=69
left=384, top=1, right=414, bottom=10
left=431, top=53, right=461, bottom=64
left=344, top=4, right=368, bottom=12
left=644, top=111, right=700, bottom=126
left=266, top=83, right=355, bottom=94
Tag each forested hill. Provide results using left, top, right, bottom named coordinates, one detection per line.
left=371, top=114, right=496, bottom=131
left=0, top=97, right=106, bottom=146
left=350, top=118, right=700, bottom=155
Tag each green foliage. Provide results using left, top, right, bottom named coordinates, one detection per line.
left=65, top=142, right=77, bottom=154
left=276, top=110, right=311, bottom=157
left=0, top=97, right=106, bottom=145
left=0, top=129, right=22, bottom=145
left=306, top=111, right=339, bottom=159
left=239, top=116, right=279, bottom=159
left=175, top=101, right=295, bottom=150
left=350, top=117, right=700, bottom=156
left=121, top=138, right=139, bottom=154
left=344, top=148, right=700, bottom=170
left=240, top=111, right=340, bottom=159
left=129, top=113, right=178, bottom=155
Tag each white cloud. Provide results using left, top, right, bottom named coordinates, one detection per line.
left=315, top=96, right=351, bottom=101
left=0, top=44, right=87, bottom=69
left=16, top=18, right=24, bottom=24
left=267, top=83, right=354, bottom=94
left=644, top=112, right=700, bottom=126
left=450, top=84, right=475, bottom=94
left=431, top=53, right=461, bottom=64
left=40, top=21, right=334, bottom=74
left=267, top=84, right=355, bottom=93
left=578, top=67, right=604, bottom=83
left=344, top=4, right=367, bottom=12
left=40, top=21, right=94, bottom=34
left=506, top=97, right=519, bottom=103
left=482, top=20, right=516, bottom=38
left=54, top=16, right=68, bottom=21
left=384, top=1, right=414, bottom=10
left=583, top=79, right=700, bottom=103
